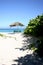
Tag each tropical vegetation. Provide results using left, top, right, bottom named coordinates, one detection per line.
left=24, top=14, right=43, bottom=57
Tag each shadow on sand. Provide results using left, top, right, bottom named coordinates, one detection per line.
left=12, top=54, right=43, bottom=65
left=15, top=34, right=38, bottom=51
left=12, top=34, right=43, bottom=65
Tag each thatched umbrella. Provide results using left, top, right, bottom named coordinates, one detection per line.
left=10, top=22, right=24, bottom=32
left=10, top=22, right=24, bottom=27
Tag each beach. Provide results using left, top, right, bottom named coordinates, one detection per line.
left=0, top=0, right=43, bottom=65
left=0, top=33, right=33, bottom=65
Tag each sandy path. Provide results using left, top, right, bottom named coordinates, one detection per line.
left=0, top=33, right=33, bottom=65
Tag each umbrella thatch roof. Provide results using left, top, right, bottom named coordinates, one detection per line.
left=10, top=22, right=24, bottom=27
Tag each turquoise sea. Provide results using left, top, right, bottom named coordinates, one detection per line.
left=0, top=28, right=25, bottom=33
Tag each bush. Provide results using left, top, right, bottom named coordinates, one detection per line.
left=24, top=14, right=43, bottom=37
left=24, top=14, right=43, bottom=57
left=36, top=39, right=43, bottom=57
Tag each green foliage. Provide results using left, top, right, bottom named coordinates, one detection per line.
left=24, top=14, right=43, bottom=57
left=24, top=14, right=43, bottom=37
left=35, top=39, right=43, bottom=57
left=0, top=34, right=4, bottom=37
left=28, top=43, right=37, bottom=50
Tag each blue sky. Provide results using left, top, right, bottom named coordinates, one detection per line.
left=0, top=0, right=43, bottom=28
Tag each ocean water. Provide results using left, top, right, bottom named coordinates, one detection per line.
left=0, top=28, right=25, bottom=33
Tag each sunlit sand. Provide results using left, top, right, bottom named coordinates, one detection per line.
left=0, top=33, right=33, bottom=65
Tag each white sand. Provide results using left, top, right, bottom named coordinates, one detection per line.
left=0, top=33, right=33, bottom=65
